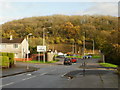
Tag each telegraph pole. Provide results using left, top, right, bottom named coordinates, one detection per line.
left=93, top=39, right=95, bottom=54
left=83, top=32, right=85, bottom=55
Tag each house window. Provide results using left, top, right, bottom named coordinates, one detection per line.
left=1, top=44, right=6, bottom=49
left=13, top=44, right=18, bottom=48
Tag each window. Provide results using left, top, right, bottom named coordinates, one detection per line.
left=0, top=44, right=6, bottom=49
left=13, top=44, right=18, bottom=48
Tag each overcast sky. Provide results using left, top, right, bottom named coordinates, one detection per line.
left=0, top=0, right=119, bottom=24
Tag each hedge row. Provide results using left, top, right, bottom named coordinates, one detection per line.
left=0, top=56, right=10, bottom=68
left=0, top=52, right=14, bottom=68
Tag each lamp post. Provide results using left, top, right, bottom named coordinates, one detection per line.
left=83, top=32, right=86, bottom=56
left=92, top=39, right=95, bottom=54
left=26, top=33, right=32, bottom=69
left=72, top=42, right=74, bottom=54
left=43, top=27, right=51, bottom=63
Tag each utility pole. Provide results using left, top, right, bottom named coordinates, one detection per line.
left=93, top=39, right=95, bottom=54
left=103, top=54, right=105, bottom=63
left=26, top=33, right=32, bottom=69
left=83, top=32, right=85, bottom=56
left=72, top=42, right=74, bottom=53
left=43, top=27, right=51, bottom=63
left=75, top=43, right=77, bottom=54
left=43, top=28, right=45, bottom=63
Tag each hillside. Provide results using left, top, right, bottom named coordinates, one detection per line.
left=1, top=15, right=118, bottom=46
left=1, top=15, right=120, bottom=65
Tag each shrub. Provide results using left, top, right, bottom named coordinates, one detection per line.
left=0, top=56, right=10, bottom=68
left=0, top=52, right=15, bottom=67
left=1, top=52, right=8, bottom=56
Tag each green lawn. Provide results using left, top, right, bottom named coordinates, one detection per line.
left=92, top=55, right=101, bottom=59
left=99, top=63, right=118, bottom=68
left=26, top=60, right=59, bottom=64
left=66, top=56, right=82, bottom=58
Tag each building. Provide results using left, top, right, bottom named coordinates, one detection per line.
left=0, top=36, right=29, bottom=58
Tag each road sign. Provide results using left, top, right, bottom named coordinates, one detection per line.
left=37, top=46, right=46, bottom=52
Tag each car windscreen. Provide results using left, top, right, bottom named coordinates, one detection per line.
left=64, top=58, right=70, bottom=61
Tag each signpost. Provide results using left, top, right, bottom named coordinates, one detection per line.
left=37, top=46, right=46, bottom=52
left=37, top=46, right=46, bottom=63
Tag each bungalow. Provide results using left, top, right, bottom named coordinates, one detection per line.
left=0, top=35, right=29, bottom=58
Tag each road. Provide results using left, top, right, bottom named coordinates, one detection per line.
left=1, top=58, right=118, bottom=88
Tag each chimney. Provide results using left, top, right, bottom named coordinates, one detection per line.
left=10, top=35, right=13, bottom=40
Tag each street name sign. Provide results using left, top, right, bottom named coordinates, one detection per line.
left=37, top=46, right=46, bottom=52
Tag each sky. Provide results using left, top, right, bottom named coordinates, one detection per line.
left=0, top=0, right=119, bottom=24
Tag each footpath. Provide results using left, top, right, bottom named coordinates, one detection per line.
left=0, top=59, right=64, bottom=78
left=0, top=62, right=38, bottom=78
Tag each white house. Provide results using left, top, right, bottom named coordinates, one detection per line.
left=0, top=36, right=29, bottom=58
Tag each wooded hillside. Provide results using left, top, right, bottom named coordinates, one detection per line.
left=1, top=15, right=120, bottom=65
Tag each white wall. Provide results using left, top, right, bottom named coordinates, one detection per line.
left=21, top=38, right=29, bottom=58
left=0, top=38, right=29, bottom=58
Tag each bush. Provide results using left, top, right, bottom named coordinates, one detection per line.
left=0, top=56, right=10, bottom=68
left=0, top=52, right=8, bottom=56
left=0, top=52, right=14, bottom=67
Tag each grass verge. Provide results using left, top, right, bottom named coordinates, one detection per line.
left=99, top=63, right=118, bottom=68
left=66, top=56, right=82, bottom=58
left=92, top=55, right=101, bottom=59
left=26, top=60, right=59, bottom=64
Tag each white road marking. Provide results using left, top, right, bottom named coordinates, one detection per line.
left=28, top=76, right=36, bottom=79
left=27, top=74, right=32, bottom=76
left=61, top=73, right=68, bottom=77
left=22, top=78, right=28, bottom=81
left=22, top=76, right=36, bottom=81
left=40, top=72, right=47, bottom=76
left=0, top=82, right=14, bottom=87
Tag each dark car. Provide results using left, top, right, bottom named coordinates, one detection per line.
left=82, top=55, right=92, bottom=59
left=71, top=58, right=77, bottom=63
left=64, top=58, right=72, bottom=65
left=56, top=55, right=65, bottom=58
left=87, top=55, right=92, bottom=58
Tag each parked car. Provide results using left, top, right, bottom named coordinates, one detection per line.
left=71, top=58, right=77, bottom=63
left=82, top=56, right=87, bottom=59
left=87, top=55, right=92, bottom=58
left=63, top=58, right=72, bottom=65
left=82, top=55, right=92, bottom=59
left=56, top=55, right=65, bottom=58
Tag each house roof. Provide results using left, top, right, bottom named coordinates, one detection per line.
left=1, top=38, right=25, bottom=43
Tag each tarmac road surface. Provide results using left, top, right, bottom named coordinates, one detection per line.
left=1, top=58, right=119, bottom=88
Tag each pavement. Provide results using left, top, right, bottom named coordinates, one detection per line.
left=0, top=62, right=38, bottom=78
left=0, top=59, right=64, bottom=78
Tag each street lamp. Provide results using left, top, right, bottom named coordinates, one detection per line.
left=92, top=39, right=95, bottom=54
left=26, top=33, right=32, bottom=69
left=83, top=32, right=86, bottom=56
left=43, top=27, right=51, bottom=63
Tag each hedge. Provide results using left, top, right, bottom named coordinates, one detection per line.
left=0, top=56, right=10, bottom=68
left=0, top=52, right=14, bottom=67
